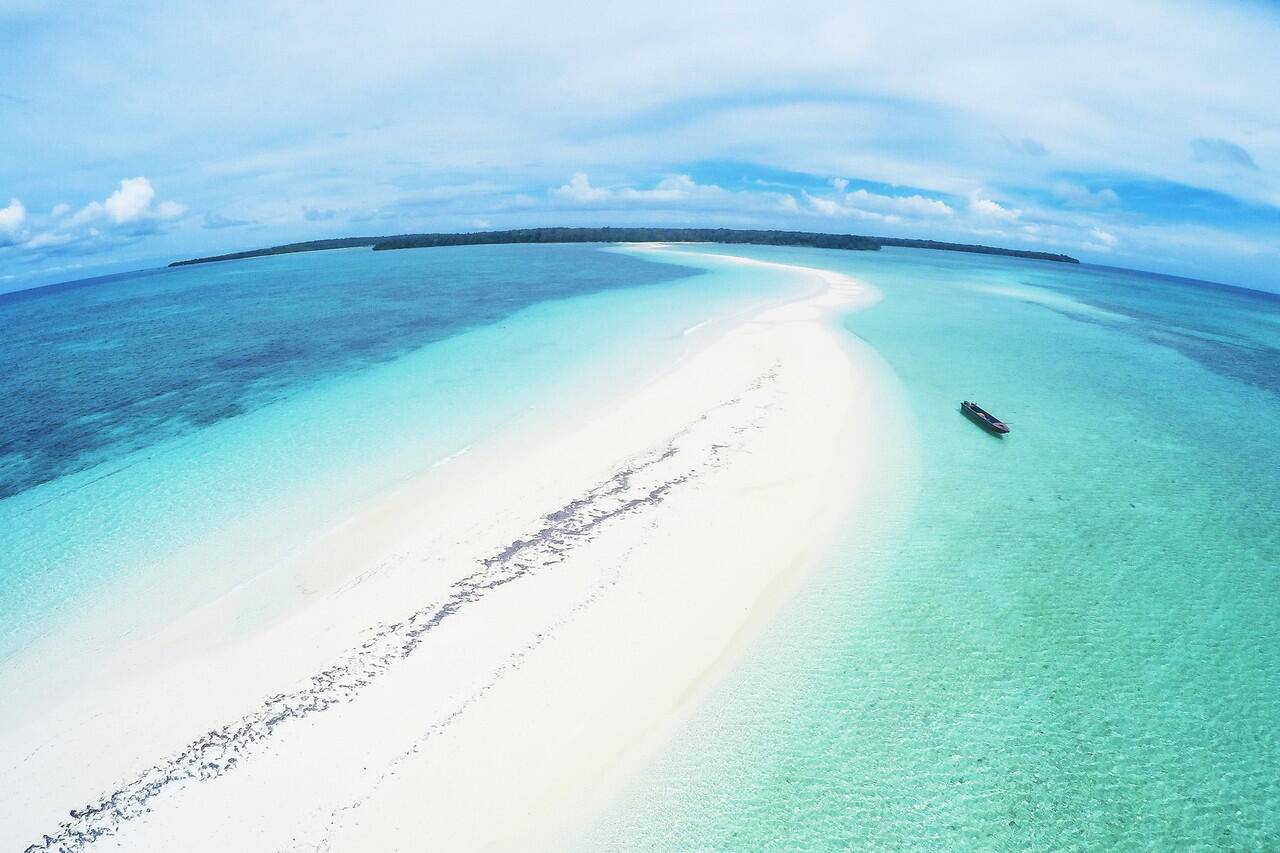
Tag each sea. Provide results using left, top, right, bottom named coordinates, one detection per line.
left=0, top=244, right=794, bottom=666
left=3, top=241, right=1278, bottom=850
left=586, top=244, right=1280, bottom=851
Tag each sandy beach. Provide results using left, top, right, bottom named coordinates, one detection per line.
left=2, top=249, right=899, bottom=852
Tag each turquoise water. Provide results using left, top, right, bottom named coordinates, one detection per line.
left=0, top=245, right=794, bottom=665
left=6, top=242, right=1278, bottom=849
left=588, top=246, right=1280, bottom=850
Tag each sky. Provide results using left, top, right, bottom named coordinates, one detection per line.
left=2, top=0, right=1279, bottom=294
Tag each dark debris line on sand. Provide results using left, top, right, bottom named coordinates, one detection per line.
left=24, top=367, right=781, bottom=853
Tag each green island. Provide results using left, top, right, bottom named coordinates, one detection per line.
left=168, top=226, right=1080, bottom=267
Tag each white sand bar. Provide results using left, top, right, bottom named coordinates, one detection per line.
left=2, top=248, right=901, bottom=852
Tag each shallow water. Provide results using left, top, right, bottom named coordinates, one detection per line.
left=5, top=242, right=1277, bottom=849
left=0, top=244, right=791, bottom=665
left=587, top=245, right=1280, bottom=851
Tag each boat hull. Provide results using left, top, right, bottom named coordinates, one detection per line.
left=961, top=402, right=1010, bottom=435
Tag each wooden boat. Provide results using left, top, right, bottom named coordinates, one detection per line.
left=961, top=400, right=1010, bottom=435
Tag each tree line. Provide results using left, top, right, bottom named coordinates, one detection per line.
left=170, top=226, right=1078, bottom=267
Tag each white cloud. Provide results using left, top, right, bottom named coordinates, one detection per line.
left=1089, top=226, right=1118, bottom=246
left=806, top=194, right=846, bottom=217
left=968, top=193, right=1021, bottom=221
left=803, top=192, right=893, bottom=221
left=104, top=177, right=157, bottom=223
left=6, top=0, right=1280, bottom=288
left=23, top=231, right=73, bottom=249
left=1052, top=181, right=1120, bottom=209
left=156, top=199, right=186, bottom=219
left=629, top=173, right=720, bottom=201
left=66, top=177, right=186, bottom=227
left=553, top=171, right=613, bottom=202
left=0, top=178, right=187, bottom=270
left=471, top=216, right=491, bottom=228
left=797, top=187, right=956, bottom=223
left=845, top=188, right=954, bottom=218
left=829, top=177, right=849, bottom=192
left=553, top=172, right=725, bottom=204
left=0, top=198, right=25, bottom=234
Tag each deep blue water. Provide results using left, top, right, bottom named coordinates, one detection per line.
left=0, top=244, right=696, bottom=501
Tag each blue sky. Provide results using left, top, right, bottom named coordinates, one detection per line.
left=2, top=0, right=1278, bottom=293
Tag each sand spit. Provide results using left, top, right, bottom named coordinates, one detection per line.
left=2, top=249, right=899, bottom=852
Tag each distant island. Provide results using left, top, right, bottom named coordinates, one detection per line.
left=169, top=227, right=1080, bottom=267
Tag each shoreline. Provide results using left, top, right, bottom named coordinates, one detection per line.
left=1, top=248, right=907, bottom=852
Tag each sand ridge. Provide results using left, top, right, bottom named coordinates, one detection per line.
left=2, top=248, right=900, bottom=852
